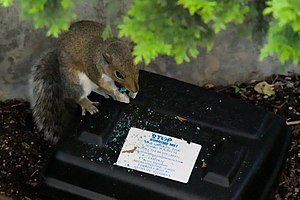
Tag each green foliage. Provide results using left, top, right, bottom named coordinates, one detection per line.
left=101, top=0, right=121, bottom=40
left=178, top=0, right=250, bottom=33
left=119, top=1, right=205, bottom=64
left=101, top=24, right=114, bottom=41
left=0, top=0, right=76, bottom=37
left=264, top=0, right=300, bottom=33
left=260, top=0, right=300, bottom=64
left=260, top=22, right=300, bottom=64
left=232, top=85, right=246, bottom=94
left=119, top=0, right=250, bottom=64
left=0, top=0, right=13, bottom=7
left=0, top=0, right=300, bottom=65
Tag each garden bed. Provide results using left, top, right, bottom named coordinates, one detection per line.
left=0, top=74, right=299, bottom=200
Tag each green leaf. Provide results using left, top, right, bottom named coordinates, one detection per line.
left=188, top=47, right=199, bottom=58
left=0, top=0, right=13, bottom=7
left=101, top=24, right=114, bottom=40
left=260, top=22, right=300, bottom=64
left=61, top=0, right=72, bottom=9
left=232, top=85, right=241, bottom=93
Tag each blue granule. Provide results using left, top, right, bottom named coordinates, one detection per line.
left=119, top=86, right=128, bottom=94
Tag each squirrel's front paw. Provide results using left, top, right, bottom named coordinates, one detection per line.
left=115, top=92, right=130, bottom=104
left=82, top=103, right=99, bottom=116
left=79, top=99, right=99, bottom=116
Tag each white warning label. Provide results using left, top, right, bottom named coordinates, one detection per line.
left=116, top=127, right=201, bottom=183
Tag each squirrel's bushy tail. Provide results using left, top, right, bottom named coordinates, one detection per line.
left=30, top=50, right=66, bottom=144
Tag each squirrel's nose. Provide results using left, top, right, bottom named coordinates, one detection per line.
left=128, top=82, right=139, bottom=93
left=129, top=91, right=138, bottom=99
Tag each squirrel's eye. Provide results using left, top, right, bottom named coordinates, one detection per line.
left=115, top=71, right=125, bottom=79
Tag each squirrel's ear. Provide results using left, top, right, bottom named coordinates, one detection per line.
left=103, top=53, right=113, bottom=64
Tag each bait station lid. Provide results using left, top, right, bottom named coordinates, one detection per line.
left=41, top=71, right=291, bottom=200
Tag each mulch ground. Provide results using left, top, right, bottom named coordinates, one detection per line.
left=0, top=74, right=299, bottom=200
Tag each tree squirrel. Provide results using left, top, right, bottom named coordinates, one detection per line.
left=30, top=20, right=139, bottom=144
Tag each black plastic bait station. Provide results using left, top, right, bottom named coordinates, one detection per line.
left=41, top=70, right=291, bottom=200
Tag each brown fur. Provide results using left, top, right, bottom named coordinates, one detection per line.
left=58, top=20, right=139, bottom=92
left=30, top=21, right=139, bottom=144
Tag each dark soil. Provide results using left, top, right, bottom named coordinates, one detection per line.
left=0, top=74, right=299, bottom=200
left=0, top=100, right=53, bottom=200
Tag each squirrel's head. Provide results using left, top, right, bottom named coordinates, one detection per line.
left=100, top=42, right=139, bottom=94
